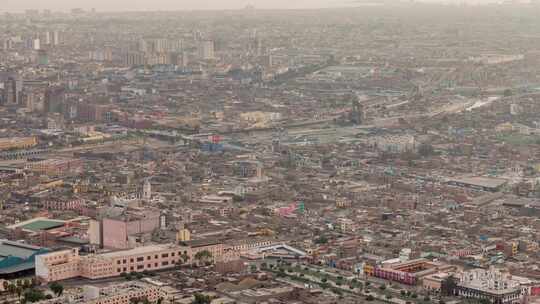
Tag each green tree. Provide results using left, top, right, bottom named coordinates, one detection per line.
left=314, top=236, right=328, bottom=244
left=192, top=293, right=212, bottom=304
left=424, top=296, right=431, bottom=302
left=49, top=282, right=64, bottom=297
left=23, top=289, right=46, bottom=303
left=366, top=295, right=375, bottom=301
left=441, top=275, right=457, bottom=296
left=194, top=250, right=213, bottom=266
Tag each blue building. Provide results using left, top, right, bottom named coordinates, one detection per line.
left=0, top=240, right=49, bottom=279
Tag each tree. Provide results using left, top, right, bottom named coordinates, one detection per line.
left=23, top=289, right=46, bottom=303
left=401, top=290, right=407, bottom=296
left=439, top=300, right=445, bottom=304
left=250, top=264, right=258, bottom=272
left=424, top=296, right=431, bottom=302
left=194, top=250, right=213, bottom=266
left=314, top=236, right=328, bottom=244
left=192, top=293, right=212, bottom=304
left=180, top=253, right=190, bottom=264
left=441, top=275, right=457, bottom=296
left=2, top=281, right=8, bottom=292
left=366, top=295, right=375, bottom=301
left=49, top=282, right=64, bottom=297
left=379, top=284, right=386, bottom=290
left=386, top=294, right=393, bottom=299
left=412, top=293, right=418, bottom=299
left=504, top=89, right=513, bottom=97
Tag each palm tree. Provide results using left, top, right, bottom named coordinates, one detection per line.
left=180, top=253, right=190, bottom=264
left=194, top=250, right=212, bottom=266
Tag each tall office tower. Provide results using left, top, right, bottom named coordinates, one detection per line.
left=151, top=38, right=168, bottom=53
left=198, top=40, right=215, bottom=60
left=53, top=31, right=60, bottom=46
left=182, top=51, right=189, bottom=67
left=256, top=37, right=264, bottom=56
left=138, top=38, right=148, bottom=52
left=37, top=50, right=49, bottom=65
left=44, top=87, right=66, bottom=113
left=1, top=73, right=22, bottom=106
left=123, top=52, right=147, bottom=67
left=43, top=31, right=51, bottom=45
left=33, top=38, right=40, bottom=50
left=169, top=39, right=183, bottom=52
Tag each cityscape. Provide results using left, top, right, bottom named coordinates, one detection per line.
left=1, top=2, right=540, bottom=304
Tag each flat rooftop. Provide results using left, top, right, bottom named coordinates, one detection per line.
left=447, top=176, right=508, bottom=189
left=99, top=244, right=180, bottom=259
left=8, top=217, right=66, bottom=232
left=0, top=240, right=43, bottom=259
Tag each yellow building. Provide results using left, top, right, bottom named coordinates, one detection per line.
left=177, top=228, right=191, bottom=242
left=0, top=136, right=37, bottom=151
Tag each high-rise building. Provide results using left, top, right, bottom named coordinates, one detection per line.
left=137, top=38, right=147, bottom=52
left=53, top=31, right=60, bottom=46
left=0, top=73, right=22, bottom=106
left=43, top=31, right=51, bottom=45
left=123, top=52, right=146, bottom=67
left=199, top=40, right=215, bottom=60
left=37, top=49, right=49, bottom=65
left=151, top=38, right=168, bottom=53
left=33, top=38, right=41, bottom=50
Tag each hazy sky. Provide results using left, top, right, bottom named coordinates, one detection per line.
left=2, top=0, right=357, bottom=12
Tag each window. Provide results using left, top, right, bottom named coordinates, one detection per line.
left=171, top=252, right=175, bottom=257
left=137, top=265, right=144, bottom=270
left=155, top=263, right=158, bottom=267
left=161, top=253, right=168, bottom=258
left=161, top=261, right=169, bottom=266
left=130, top=258, right=134, bottom=263
left=123, top=259, right=127, bottom=264
left=155, top=255, right=158, bottom=259
left=147, top=256, right=151, bottom=260
left=137, top=257, right=144, bottom=262
left=117, top=261, right=121, bottom=265
left=130, top=267, right=134, bottom=271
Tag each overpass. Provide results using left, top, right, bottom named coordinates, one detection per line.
left=0, top=149, right=49, bottom=160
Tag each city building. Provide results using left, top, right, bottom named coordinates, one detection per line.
left=36, top=281, right=164, bottom=304
left=456, top=268, right=523, bottom=304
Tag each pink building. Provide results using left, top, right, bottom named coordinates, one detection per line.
left=36, top=242, right=225, bottom=283
left=92, top=211, right=160, bottom=249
